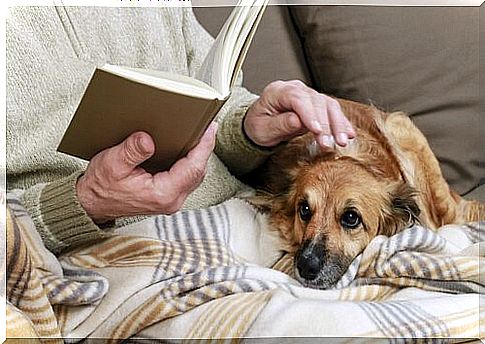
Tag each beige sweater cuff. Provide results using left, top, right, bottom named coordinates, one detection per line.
left=20, top=170, right=111, bottom=255
left=216, top=104, right=274, bottom=176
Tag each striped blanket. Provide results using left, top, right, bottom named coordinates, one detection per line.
left=4, top=192, right=484, bottom=342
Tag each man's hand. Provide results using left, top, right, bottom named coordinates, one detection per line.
left=244, top=80, right=355, bottom=148
left=76, top=122, right=218, bottom=224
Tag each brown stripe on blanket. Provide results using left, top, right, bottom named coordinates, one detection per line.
left=6, top=207, right=63, bottom=340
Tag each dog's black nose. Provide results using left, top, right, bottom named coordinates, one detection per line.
left=296, top=251, right=322, bottom=281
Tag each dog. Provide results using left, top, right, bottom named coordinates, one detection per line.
left=248, top=98, right=484, bottom=290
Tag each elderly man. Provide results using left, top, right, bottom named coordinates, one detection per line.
left=7, top=5, right=354, bottom=255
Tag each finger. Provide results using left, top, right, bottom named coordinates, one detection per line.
left=168, top=122, right=217, bottom=192
left=270, top=112, right=306, bottom=141
left=109, top=131, right=155, bottom=178
left=327, top=100, right=353, bottom=146
left=275, top=85, right=324, bottom=135
left=329, top=99, right=355, bottom=139
left=186, top=121, right=218, bottom=163
left=311, top=94, right=335, bottom=148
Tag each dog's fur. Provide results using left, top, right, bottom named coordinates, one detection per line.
left=248, top=98, right=484, bottom=289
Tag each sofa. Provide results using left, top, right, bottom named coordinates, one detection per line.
left=194, top=5, right=484, bottom=201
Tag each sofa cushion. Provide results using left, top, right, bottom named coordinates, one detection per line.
left=290, top=6, right=482, bottom=195
left=193, top=6, right=313, bottom=93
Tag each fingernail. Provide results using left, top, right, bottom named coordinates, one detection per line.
left=338, top=133, right=348, bottom=146
left=321, top=135, right=334, bottom=148
left=347, top=128, right=356, bottom=139
left=136, top=134, right=151, bottom=155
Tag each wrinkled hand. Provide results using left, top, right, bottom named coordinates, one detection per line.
left=244, top=80, right=355, bottom=148
left=76, top=122, right=218, bottom=224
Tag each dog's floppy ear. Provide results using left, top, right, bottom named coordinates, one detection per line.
left=246, top=190, right=276, bottom=213
left=380, top=182, right=421, bottom=236
left=248, top=188, right=299, bottom=250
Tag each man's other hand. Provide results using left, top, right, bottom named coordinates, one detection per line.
left=76, top=122, right=218, bottom=224
left=244, top=80, right=355, bottom=148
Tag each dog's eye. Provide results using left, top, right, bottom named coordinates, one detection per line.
left=298, top=200, right=312, bottom=222
left=340, top=209, right=361, bottom=229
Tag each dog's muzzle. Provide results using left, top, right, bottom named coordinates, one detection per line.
left=295, top=241, right=325, bottom=281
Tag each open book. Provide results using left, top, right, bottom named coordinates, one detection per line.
left=58, top=0, right=268, bottom=173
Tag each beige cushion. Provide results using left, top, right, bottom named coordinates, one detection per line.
left=290, top=6, right=482, bottom=195
left=193, top=6, right=312, bottom=93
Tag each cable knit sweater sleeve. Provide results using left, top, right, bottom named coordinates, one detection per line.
left=182, top=9, right=273, bottom=176
left=19, top=171, right=112, bottom=255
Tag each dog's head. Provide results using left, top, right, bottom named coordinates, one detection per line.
left=263, top=153, right=420, bottom=289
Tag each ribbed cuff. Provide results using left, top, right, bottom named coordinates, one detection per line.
left=20, top=170, right=111, bottom=255
left=216, top=104, right=274, bottom=175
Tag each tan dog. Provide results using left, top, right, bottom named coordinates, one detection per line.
left=249, top=98, right=484, bottom=289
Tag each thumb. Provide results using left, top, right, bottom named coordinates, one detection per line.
left=274, top=112, right=304, bottom=136
left=113, top=131, right=155, bottom=175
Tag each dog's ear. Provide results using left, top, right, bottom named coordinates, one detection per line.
left=246, top=190, right=275, bottom=213
left=247, top=189, right=295, bottom=219
left=248, top=188, right=299, bottom=250
left=380, top=182, right=421, bottom=236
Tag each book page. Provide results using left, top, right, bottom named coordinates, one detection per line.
left=196, top=0, right=268, bottom=96
left=226, top=4, right=266, bottom=90
left=102, top=64, right=223, bottom=100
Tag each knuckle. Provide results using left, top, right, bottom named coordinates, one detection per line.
left=265, top=80, right=284, bottom=92
left=289, top=87, right=312, bottom=103
left=280, top=84, right=295, bottom=96
left=327, top=98, right=341, bottom=110
left=288, top=80, right=305, bottom=88
left=281, top=82, right=300, bottom=93
left=313, top=94, right=326, bottom=108
left=317, top=93, right=328, bottom=102
left=310, top=89, right=320, bottom=98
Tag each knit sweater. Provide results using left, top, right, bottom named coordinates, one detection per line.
left=6, top=5, right=272, bottom=255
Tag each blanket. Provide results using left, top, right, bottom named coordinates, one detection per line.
left=4, top=192, right=484, bottom=342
